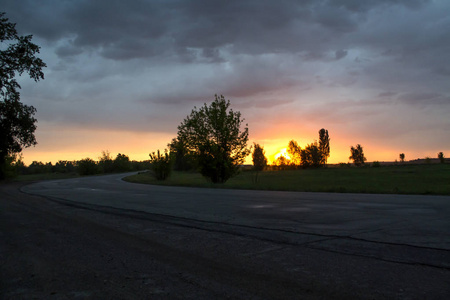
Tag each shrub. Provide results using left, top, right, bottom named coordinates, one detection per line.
left=77, top=158, right=100, bottom=175
left=149, top=149, right=173, bottom=180
left=113, top=153, right=131, bottom=172
left=438, top=152, right=445, bottom=164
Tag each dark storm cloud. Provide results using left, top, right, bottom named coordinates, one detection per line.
left=4, top=0, right=431, bottom=62
left=3, top=0, right=450, bottom=160
left=335, top=49, right=348, bottom=60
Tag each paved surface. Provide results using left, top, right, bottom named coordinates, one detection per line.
left=2, top=173, right=450, bottom=299
left=22, top=173, right=450, bottom=252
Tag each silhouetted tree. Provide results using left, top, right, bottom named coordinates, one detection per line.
left=98, top=150, right=114, bottom=173
left=130, top=160, right=150, bottom=171
left=252, top=143, right=267, bottom=172
left=274, top=155, right=290, bottom=170
left=53, top=160, right=76, bottom=173
left=0, top=13, right=46, bottom=179
left=301, top=142, right=322, bottom=168
left=349, top=144, right=367, bottom=166
left=318, top=128, right=330, bottom=166
left=149, top=149, right=173, bottom=180
left=175, top=95, right=250, bottom=183
left=252, top=143, right=267, bottom=183
left=113, top=153, right=131, bottom=172
left=12, top=154, right=26, bottom=175
left=27, top=161, right=52, bottom=174
left=399, top=153, right=405, bottom=163
left=168, top=137, right=196, bottom=171
left=287, top=140, right=301, bottom=166
left=438, top=152, right=445, bottom=164
left=77, top=158, right=99, bottom=175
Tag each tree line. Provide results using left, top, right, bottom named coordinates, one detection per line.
left=149, top=95, right=350, bottom=182
left=5, top=152, right=149, bottom=178
left=270, top=129, right=330, bottom=169
left=0, top=13, right=446, bottom=182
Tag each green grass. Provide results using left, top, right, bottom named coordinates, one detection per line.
left=124, top=164, right=450, bottom=195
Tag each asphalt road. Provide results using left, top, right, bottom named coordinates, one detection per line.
left=1, top=173, right=449, bottom=299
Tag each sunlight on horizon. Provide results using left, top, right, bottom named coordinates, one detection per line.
left=273, top=148, right=291, bottom=163
left=20, top=133, right=447, bottom=167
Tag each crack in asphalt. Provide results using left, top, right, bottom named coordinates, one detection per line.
left=21, top=187, right=450, bottom=271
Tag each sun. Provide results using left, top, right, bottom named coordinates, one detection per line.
left=273, top=148, right=291, bottom=161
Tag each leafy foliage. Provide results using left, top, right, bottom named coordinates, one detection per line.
left=438, top=152, right=445, bottom=164
left=77, top=158, right=100, bottom=175
left=0, top=12, right=46, bottom=179
left=113, top=153, right=131, bottom=172
left=287, top=140, right=301, bottom=166
left=284, top=129, right=329, bottom=169
left=252, top=143, right=267, bottom=172
left=98, top=150, right=114, bottom=173
left=274, top=155, right=291, bottom=169
left=318, top=128, right=330, bottom=165
left=175, top=95, right=250, bottom=183
left=168, top=137, right=196, bottom=171
left=149, top=149, right=173, bottom=180
left=53, top=160, right=76, bottom=173
left=349, top=144, right=367, bottom=166
left=300, top=142, right=322, bottom=168
left=399, top=153, right=405, bottom=162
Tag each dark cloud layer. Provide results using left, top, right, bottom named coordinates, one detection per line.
left=4, top=0, right=439, bottom=61
left=2, top=0, right=449, bottom=160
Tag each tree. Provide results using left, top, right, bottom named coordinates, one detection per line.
left=113, top=153, right=131, bottom=172
left=252, top=143, right=267, bottom=183
left=54, top=160, right=75, bottom=173
left=399, top=153, right=405, bottom=163
left=175, top=95, right=250, bottom=183
left=274, top=155, right=290, bottom=169
left=287, top=140, right=301, bottom=166
left=149, top=149, right=173, bottom=180
left=300, top=142, right=322, bottom=168
left=438, top=152, right=445, bottom=164
left=349, top=144, right=367, bottom=166
left=77, top=158, right=99, bottom=175
left=0, top=13, right=46, bottom=179
left=168, top=137, right=196, bottom=171
left=252, top=143, right=267, bottom=172
left=318, top=128, right=330, bottom=165
left=98, top=150, right=114, bottom=173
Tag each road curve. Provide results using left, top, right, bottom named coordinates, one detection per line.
left=1, top=173, right=449, bottom=299
left=22, top=172, right=450, bottom=251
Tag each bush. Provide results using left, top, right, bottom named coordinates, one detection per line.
left=113, top=153, right=131, bottom=172
left=53, top=160, right=76, bottom=173
left=149, top=149, right=173, bottom=180
left=77, top=158, right=100, bottom=175
left=372, top=161, right=381, bottom=168
left=438, top=152, right=445, bottom=164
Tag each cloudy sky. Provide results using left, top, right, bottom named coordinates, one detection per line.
left=3, top=0, right=450, bottom=164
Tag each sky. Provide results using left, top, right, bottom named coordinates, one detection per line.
left=2, top=0, right=450, bottom=164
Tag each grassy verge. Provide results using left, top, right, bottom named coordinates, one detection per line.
left=124, top=164, right=450, bottom=195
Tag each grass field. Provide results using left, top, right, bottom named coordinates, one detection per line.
left=124, top=164, right=450, bottom=195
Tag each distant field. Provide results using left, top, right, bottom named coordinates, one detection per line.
left=124, top=164, right=450, bottom=195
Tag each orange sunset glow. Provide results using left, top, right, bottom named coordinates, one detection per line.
left=5, top=0, right=450, bottom=167
left=21, top=125, right=444, bottom=167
